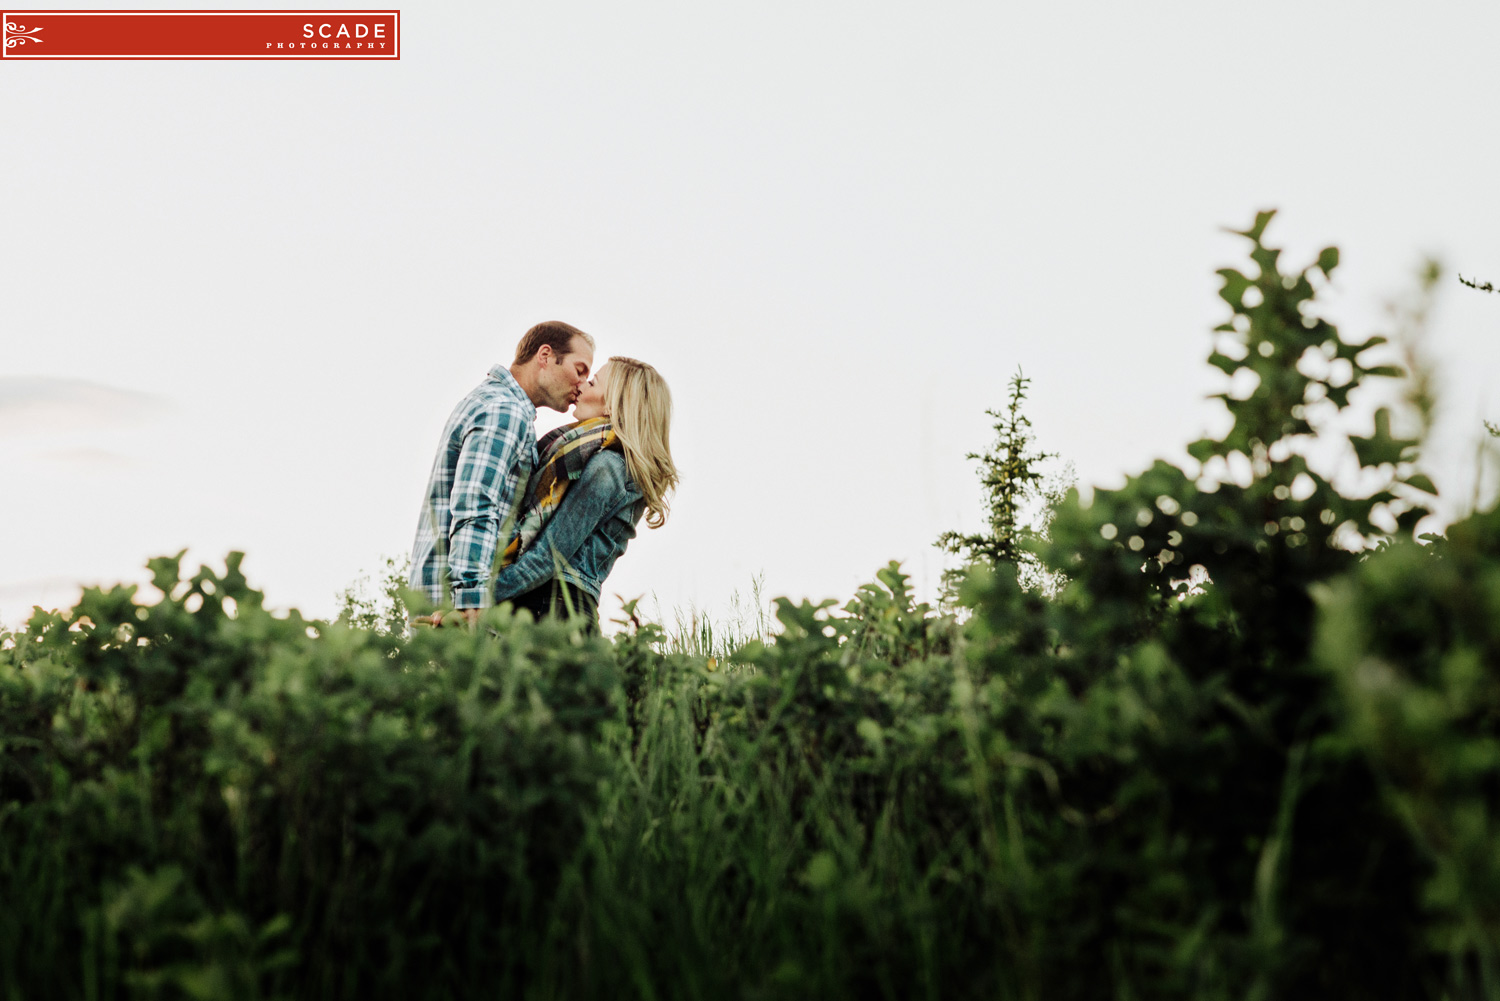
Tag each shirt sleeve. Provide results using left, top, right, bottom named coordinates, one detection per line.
left=493, top=451, right=637, bottom=602
left=447, top=403, right=531, bottom=609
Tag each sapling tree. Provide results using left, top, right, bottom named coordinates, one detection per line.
left=935, top=368, right=1072, bottom=601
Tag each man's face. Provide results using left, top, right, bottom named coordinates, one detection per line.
left=537, top=337, right=594, bottom=411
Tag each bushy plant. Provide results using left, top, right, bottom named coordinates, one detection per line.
left=1316, top=506, right=1500, bottom=993
left=0, top=552, right=619, bottom=999
left=333, top=554, right=411, bottom=635
left=955, top=211, right=1447, bottom=999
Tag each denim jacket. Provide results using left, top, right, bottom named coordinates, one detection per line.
left=491, top=449, right=645, bottom=601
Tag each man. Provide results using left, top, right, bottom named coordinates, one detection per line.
left=410, top=321, right=595, bottom=625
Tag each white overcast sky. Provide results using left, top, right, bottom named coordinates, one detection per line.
left=3, top=2, right=1499, bottom=629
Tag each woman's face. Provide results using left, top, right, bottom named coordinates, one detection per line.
left=573, top=363, right=611, bottom=421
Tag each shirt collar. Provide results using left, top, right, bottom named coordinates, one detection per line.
left=488, top=364, right=538, bottom=422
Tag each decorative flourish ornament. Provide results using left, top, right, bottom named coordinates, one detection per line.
left=4, top=22, right=45, bottom=48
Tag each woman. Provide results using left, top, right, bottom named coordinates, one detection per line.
left=492, top=357, right=678, bottom=631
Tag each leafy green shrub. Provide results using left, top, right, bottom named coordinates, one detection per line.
left=1316, top=506, right=1500, bottom=993
left=0, top=552, right=619, bottom=999
left=954, top=212, right=1444, bottom=999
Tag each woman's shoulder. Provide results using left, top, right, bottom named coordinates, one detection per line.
left=588, top=449, right=641, bottom=496
left=585, top=447, right=630, bottom=482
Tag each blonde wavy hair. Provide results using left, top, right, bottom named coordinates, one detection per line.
left=602, top=356, right=679, bottom=529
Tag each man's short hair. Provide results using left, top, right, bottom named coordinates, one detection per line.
left=514, top=321, right=594, bottom=365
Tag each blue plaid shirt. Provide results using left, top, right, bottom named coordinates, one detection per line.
left=410, top=365, right=539, bottom=609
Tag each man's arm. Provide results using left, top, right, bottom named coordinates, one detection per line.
left=447, top=405, right=531, bottom=610
left=493, top=452, right=636, bottom=602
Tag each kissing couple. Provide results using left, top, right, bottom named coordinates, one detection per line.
left=408, top=321, right=678, bottom=633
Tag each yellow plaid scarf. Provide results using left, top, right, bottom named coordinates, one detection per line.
left=500, top=417, right=619, bottom=567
